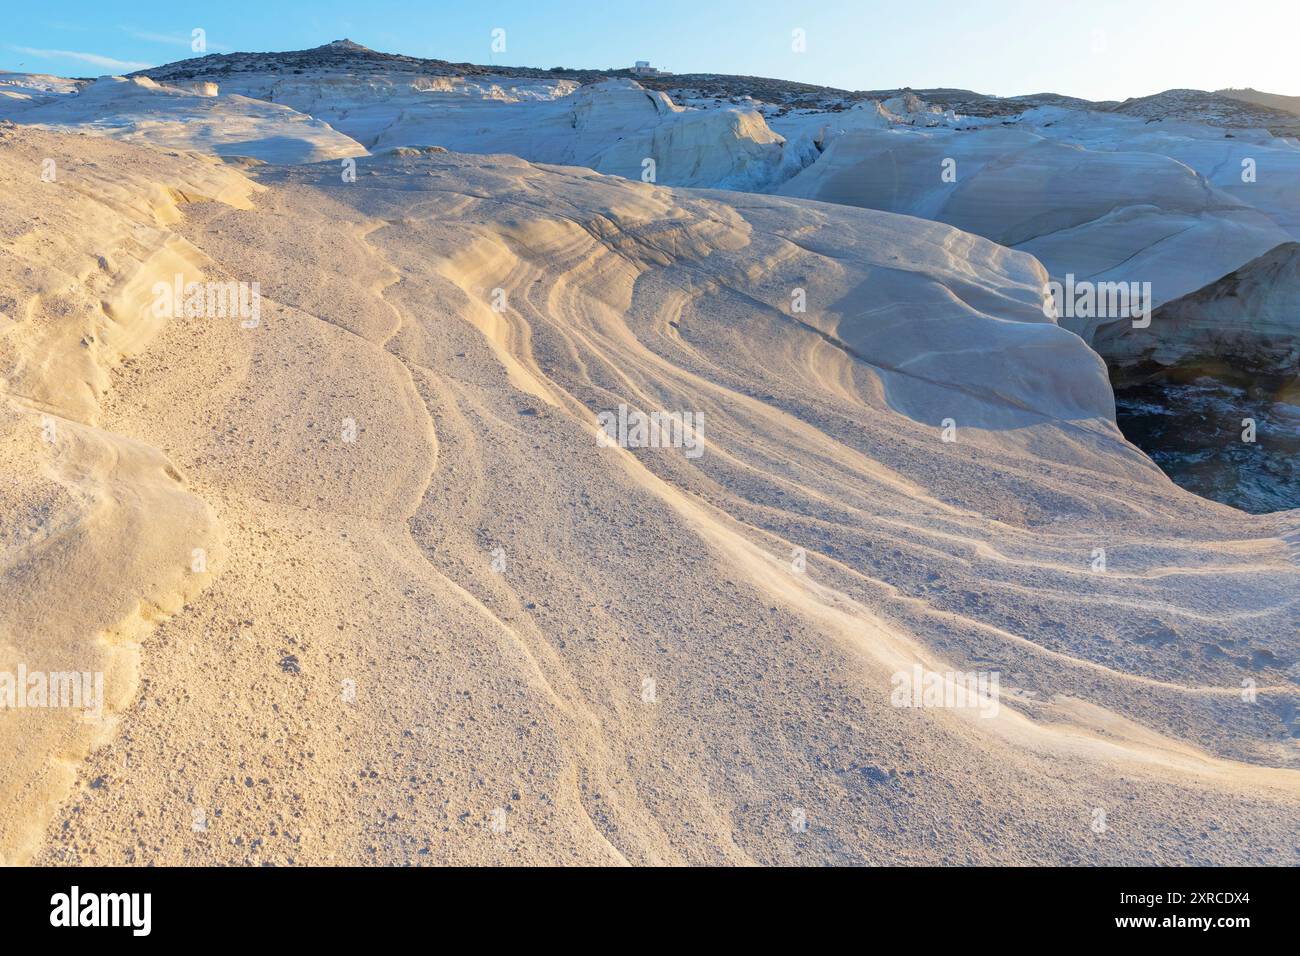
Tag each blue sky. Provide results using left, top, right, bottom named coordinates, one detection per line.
left=6, top=0, right=1298, bottom=101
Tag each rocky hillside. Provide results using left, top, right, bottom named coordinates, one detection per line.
left=1218, top=87, right=1300, bottom=116
left=130, top=41, right=1300, bottom=137
left=1111, top=88, right=1300, bottom=136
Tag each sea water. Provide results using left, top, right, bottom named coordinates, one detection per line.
left=1113, top=372, right=1300, bottom=514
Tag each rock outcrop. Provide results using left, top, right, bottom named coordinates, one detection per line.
left=1100, top=242, right=1300, bottom=372
left=1, top=75, right=366, bottom=163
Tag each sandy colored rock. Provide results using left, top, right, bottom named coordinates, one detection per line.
left=1, top=126, right=1296, bottom=866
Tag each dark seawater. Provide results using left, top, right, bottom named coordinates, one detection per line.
left=1113, top=371, right=1300, bottom=514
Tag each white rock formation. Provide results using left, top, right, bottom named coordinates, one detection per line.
left=2, top=75, right=366, bottom=163
left=1017, top=106, right=1300, bottom=237
left=251, top=73, right=792, bottom=189
left=0, top=71, right=85, bottom=111
left=776, top=119, right=1293, bottom=327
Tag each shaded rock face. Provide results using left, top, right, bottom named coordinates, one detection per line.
left=1107, top=243, right=1300, bottom=514
left=1100, top=242, right=1300, bottom=374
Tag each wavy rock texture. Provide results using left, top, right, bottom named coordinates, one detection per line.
left=2, top=128, right=1295, bottom=865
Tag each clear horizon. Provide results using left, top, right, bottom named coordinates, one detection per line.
left=5, top=0, right=1299, bottom=101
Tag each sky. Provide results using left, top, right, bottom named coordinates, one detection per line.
left=5, top=0, right=1298, bottom=102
